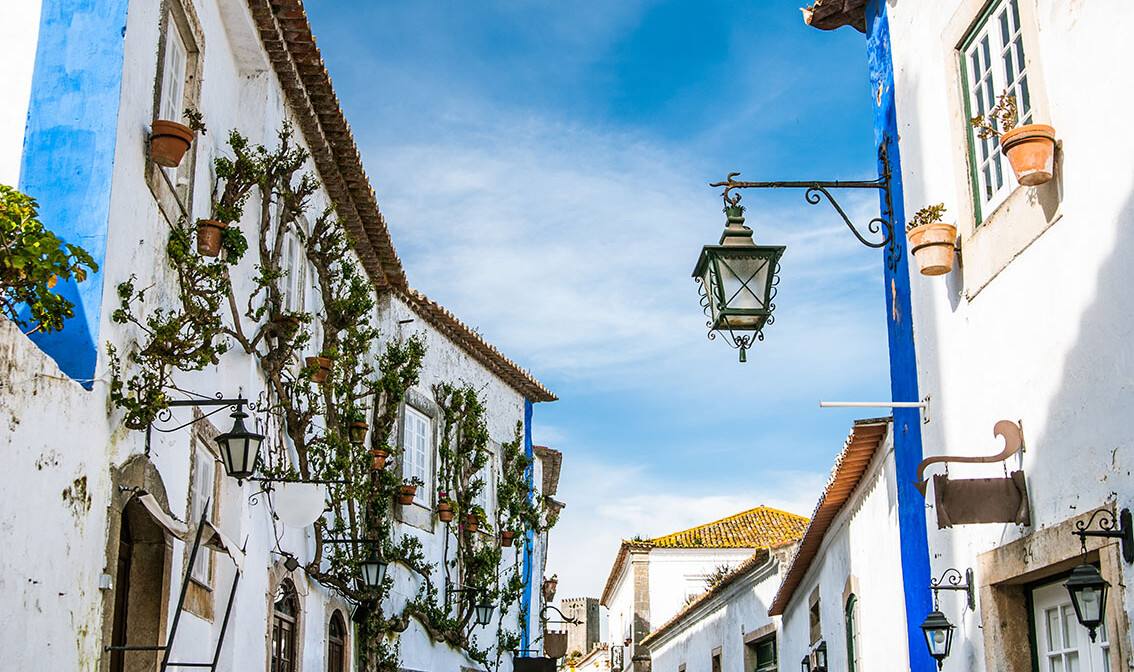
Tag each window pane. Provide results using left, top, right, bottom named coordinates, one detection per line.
left=160, top=22, right=188, bottom=122
left=1010, top=0, right=1021, bottom=31
left=999, top=9, right=1011, bottom=46
left=1046, top=607, right=1061, bottom=650
left=1064, top=652, right=1080, bottom=672
left=1048, top=658, right=1063, bottom=672
left=1061, top=605, right=1077, bottom=647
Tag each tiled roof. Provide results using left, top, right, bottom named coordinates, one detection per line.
left=599, top=506, right=809, bottom=606
left=640, top=548, right=774, bottom=648
left=646, top=506, right=810, bottom=549
left=768, top=418, right=891, bottom=616
left=801, top=0, right=868, bottom=32
left=247, top=0, right=555, bottom=404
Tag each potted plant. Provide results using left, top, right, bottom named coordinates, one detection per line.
left=368, top=446, right=389, bottom=471
left=150, top=108, right=204, bottom=168
left=304, top=355, right=333, bottom=383
left=906, top=204, right=957, bottom=276
left=971, top=91, right=1056, bottom=186
left=195, top=219, right=227, bottom=257
left=271, top=312, right=302, bottom=338
left=437, top=492, right=455, bottom=522
left=465, top=505, right=486, bottom=533
left=500, top=530, right=516, bottom=547
left=396, top=479, right=422, bottom=505
left=543, top=574, right=558, bottom=600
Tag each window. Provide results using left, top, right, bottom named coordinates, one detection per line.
left=402, top=405, right=432, bottom=506
left=748, top=634, right=777, bottom=672
left=281, top=216, right=308, bottom=316
left=1032, top=578, right=1110, bottom=672
left=808, top=587, right=822, bottom=645
left=472, top=449, right=496, bottom=526
left=188, top=441, right=217, bottom=586
left=844, top=595, right=859, bottom=672
left=327, top=610, right=346, bottom=672
left=148, top=1, right=202, bottom=221
left=711, top=652, right=721, bottom=672
left=961, top=0, right=1033, bottom=220
left=272, top=580, right=299, bottom=672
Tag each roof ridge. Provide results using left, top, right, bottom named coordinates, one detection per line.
left=647, top=505, right=808, bottom=545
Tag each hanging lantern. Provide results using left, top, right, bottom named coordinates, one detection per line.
left=1063, top=563, right=1109, bottom=642
left=215, top=406, right=264, bottom=482
left=359, top=548, right=388, bottom=589
left=693, top=206, right=785, bottom=362
left=919, top=609, right=955, bottom=669
left=474, top=595, right=495, bottom=626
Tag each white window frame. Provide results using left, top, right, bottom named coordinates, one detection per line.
left=472, top=448, right=496, bottom=525
left=961, top=0, right=1033, bottom=221
left=401, top=405, right=433, bottom=507
left=158, top=21, right=188, bottom=123
left=1032, top=577, right=1110, bottom=672
left=188, top=439, right=217, bottom=587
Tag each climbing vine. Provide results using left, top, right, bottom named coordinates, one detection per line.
left=108, top=124, right=541, bottom=672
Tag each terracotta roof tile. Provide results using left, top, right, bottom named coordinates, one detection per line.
left=599, top=506, right=809, bottom=606
left=646, top=506, right=810, bottom=549
left=768, top=418, right=891, bottom=616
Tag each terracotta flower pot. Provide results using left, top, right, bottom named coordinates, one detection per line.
left=369, top=449, right=388, bottom=471
left=305, top=356, right=332, bottom=383
left=907, top=223, right=957, bottom=276
left=437, top=502, right=454, bottom=522
left=271, top=314, right=300, bottom=338
left=195, top=219, right=227, bottom=257
left=465, top=513, right=479, bottom=532
left=150, top=120, right=195, bottom=167
left=500, top=530, right=516, bottom=547
left=1000, top=124, right=1056, bottom=186
left=348, top=421, right=369, bottom=446
left=543, top=579, right=557, bottom=600
left=396, top=484, right=417, bottom=505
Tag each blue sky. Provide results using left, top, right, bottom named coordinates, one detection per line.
left=303, top=0, right=890, bottom=600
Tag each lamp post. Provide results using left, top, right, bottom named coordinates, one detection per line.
left=696, top=143, right=898, bottom=360
left=1064, top=507, right=1133, bottom=641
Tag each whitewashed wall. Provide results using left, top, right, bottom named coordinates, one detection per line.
left=779, top=434, right=908, bottom=672
left=648, top=556, right=783, bottom=672
left=888, top=0, right=1134, bottom=667
left=0, top=0, right=547, bottom=669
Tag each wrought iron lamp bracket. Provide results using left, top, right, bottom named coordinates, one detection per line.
left=540, top=604, right=582, bottom=626
left=145, top=395, right=252, bottom=456
left=710, top=141, right=901, bottom=271
left=1073, top=508, right=1134, bottom=563
left=930, top=567, right=976, bottom=612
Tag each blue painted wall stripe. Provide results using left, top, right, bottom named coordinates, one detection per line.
left=520, top=398, right=535, bottom=652
left=20, top=0, right=131, bottom=385
left=865, top=3, right=934, bottom=670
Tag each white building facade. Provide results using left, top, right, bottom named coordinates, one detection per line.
left=0, top=2, right=558, bottom=672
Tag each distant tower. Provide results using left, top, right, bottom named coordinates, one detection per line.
left=561, top=597, right=600, bottom=658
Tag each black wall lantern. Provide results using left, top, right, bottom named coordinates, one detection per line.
left=696, top=142, right=898, bottom=361
left=215, top=404, right=264, bottom=482
left=919, top=567, right=974, bottom=669
left=359, top=547, right=388, bottom=589
left=1065, top=507, right=1133, bottom=641
left=449, top=584, right=496, bottom=626
left=812, top=641, right=828, bottom=672
left=800, top=655, right=811, bottom=672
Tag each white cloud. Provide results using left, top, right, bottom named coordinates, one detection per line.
left=543, top=450, right=826, bottom=603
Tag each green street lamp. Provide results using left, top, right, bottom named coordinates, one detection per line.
left=1063, top=563, right=1108, bottom=642
left=693, top=205, right=785, bottom=362
left=919, top=609, right=955, bottom=669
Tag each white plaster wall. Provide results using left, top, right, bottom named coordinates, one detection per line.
left=648, top=558, right=783, bottom=672
left=888, top=0, right=1134, bottom=666
left=780, top=434, right=908, bottom=672
left=0, top=0, right=550, bottom=669
left=0, top=0, right=41, bottom=184
left=0, top=320, right=115, bottom=671
left=647, top=547, right=758, bottom=630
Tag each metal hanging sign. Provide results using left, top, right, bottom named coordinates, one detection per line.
left=915, top=420, right=1031, bottom=528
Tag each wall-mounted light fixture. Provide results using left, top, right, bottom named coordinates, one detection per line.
left=696, top=141, right=897, bottom=361
left=448, top=584, right=496, bottom=626
left=800, top=655, right=811, bottom=672
left=1065, top=507, right=1132, bottom=642
left=812, top=641, right=828, bottom=672
left=323, top=538, right=388, bottom=591
left=919, top=567, right=974, bottom=669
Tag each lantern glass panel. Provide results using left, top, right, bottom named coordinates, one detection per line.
left=360, top=555, right=387, bottom=588
left=800, top=656, right=811, bottom=672
left=475, top=601, right=494, bottom=626
left=1064, top=564, right=1109, bottom=632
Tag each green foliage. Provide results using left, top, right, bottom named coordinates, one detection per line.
left=907, top=203, right=948, bottom=232
left=970, top=90, right=1018, bottom=140
left=0, top=185, right=97, bottom=334
left=183, top=107, right=206, bottom=135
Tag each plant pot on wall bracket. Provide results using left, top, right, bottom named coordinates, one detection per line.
left=196, top=219, right=227, bottom=257
left=271, top=314, right=301, bottom=339
left=1000, top=124, right=1056, bottom=186
left=305, top=356, right=332, bottom=383
left=396, top=484, right=417, bottom=505
left=347, top=421, right=369, bottom=445
left=437, top=502, right=454, bottom=522
left=465, top=513, right=479, bottom=532
left=150, top=120, right=195, bottom=167
left=368, top=449, right=388, bottom=471
left=907, top=223, right=958, bottom=276
left=500, top=530, right=516, bottom=547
